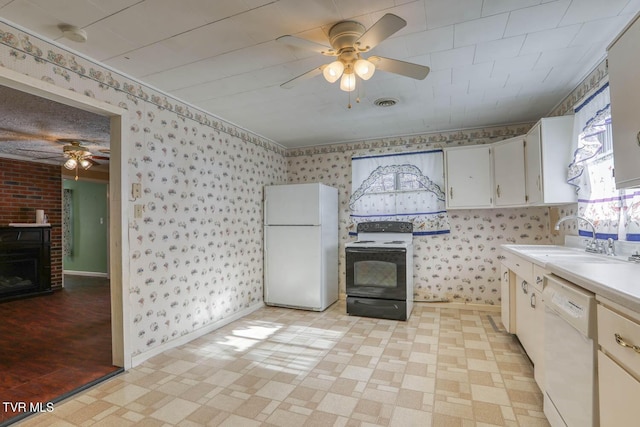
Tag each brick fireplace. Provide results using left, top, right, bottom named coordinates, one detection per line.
left=0, top=157, right=62, bottom=291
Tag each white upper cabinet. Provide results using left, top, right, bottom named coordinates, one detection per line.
left=608, top=13, right=640, bottom=188
left=493, top=136, right=527, bottom=207
left=444, top=116, right=575, bottom=209
left=525, top=116, right=577, bottom=205
left=444, top=145, right=493, bottom=209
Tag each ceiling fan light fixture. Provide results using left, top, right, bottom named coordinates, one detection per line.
left=79, top=158, right=92, bottom=170
left=354, top=58, right=375, bottom=80
left=323, top=60, right=344, bottom=83
left=340, top=72, right=356, bottom=92
left=64, top=158, right=78, bottom=170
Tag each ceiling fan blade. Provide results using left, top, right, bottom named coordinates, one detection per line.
left=36, top=156, right=64, bottom=160
left=0, top=128, right=57, bottom=142
left=17, top=148, right=59, bottom=155
left=90, top=155, right=110, bottom=160
left=356, top=14, right=407, bottom=51
left=281, top=65, right=325, bottom=89
left=368, top=56, right=430, bottom=80
left=276, top=35, right=336, bottom=56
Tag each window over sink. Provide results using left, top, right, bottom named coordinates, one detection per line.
left=567, top=82, right=640, bottom=241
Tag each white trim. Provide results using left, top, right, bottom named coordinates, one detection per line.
left=339, top=292, right=500, bottom=312
left=414, top=301, right=501, bottom=312
left=131, top=302, right=265, bottom=367
left=63, top=270, right=108, bottom=278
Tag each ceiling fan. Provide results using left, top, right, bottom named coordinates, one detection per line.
left=0, top=131, right=109, bottom=180
left=59, top=140, right=106, bottom=179
left=277, top=14, right=430, bottom=97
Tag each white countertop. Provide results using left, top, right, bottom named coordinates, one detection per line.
left=502, top=244, right=640, bottom=313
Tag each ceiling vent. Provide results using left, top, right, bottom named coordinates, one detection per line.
left=374, top=98, right=398, bottom=107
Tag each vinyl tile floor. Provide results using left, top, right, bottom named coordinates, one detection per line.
left=14, top=302, right=549, bottom=426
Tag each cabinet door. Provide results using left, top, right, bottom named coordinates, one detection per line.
left=609, top=14, right=640, bottom=188
left=493, top=137, right=526, bottom=206
left=525, top=123, right=543, bottom=205
left=598, top=351, right=640, bottom=427
left=515, top=275, right=533, bottom=355
left=530, top=281, right=545, bottom=391
left=528, top=116, right=576, bottom=205
left=444, top=145, right=493, bottom=208
left=501, top=264, right=515, bottom=333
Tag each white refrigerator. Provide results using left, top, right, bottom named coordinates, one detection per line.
left=264, top=183, right=338, bottom=311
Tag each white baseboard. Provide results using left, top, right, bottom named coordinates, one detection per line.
left=414, top=300, right=501, bottom=312
left=131, top=302, right=265, bottom=367
left=340, top=292, right=499, bottom=312
left=64, top=270, right=109, bottom=278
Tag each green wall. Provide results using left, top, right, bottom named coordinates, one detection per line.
left=63, top=180, right=108, bottom=274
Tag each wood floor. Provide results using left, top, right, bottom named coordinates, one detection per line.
left=0, top=275, right=120, bottom=424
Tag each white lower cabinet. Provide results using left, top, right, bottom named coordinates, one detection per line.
left=501, top=263, right=515, bottom=333
left=514, top=274, right=545, bottom=390
left=502, top=250, right=546, bottom=391
left=597, top=298, right=640, bottom=426
left=598, top=351, right=640, bottom=426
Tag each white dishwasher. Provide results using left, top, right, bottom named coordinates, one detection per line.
left=543, top=274, right=598, bottom=427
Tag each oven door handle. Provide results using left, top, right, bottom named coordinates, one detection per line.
left=346, top=247, right=406, bottom=253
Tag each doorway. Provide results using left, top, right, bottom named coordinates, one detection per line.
left=62, top=180, right=109, bottom=277
left=0, top=67, right=128, bottom=417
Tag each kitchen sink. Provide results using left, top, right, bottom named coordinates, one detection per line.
left=502, top=244, right=628, bottom=266
left=536, top=253, right=624, bottom=264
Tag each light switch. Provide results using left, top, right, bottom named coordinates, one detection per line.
left=132, top=183, right=142, bottom=199
left=134, top=204, right=143, bottom=219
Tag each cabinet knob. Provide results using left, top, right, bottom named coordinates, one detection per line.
left=450, top=187, right=453, bottom=198
left=496, top=184, right=501, bottom=198
left=530, top=292, right=536, bottom=308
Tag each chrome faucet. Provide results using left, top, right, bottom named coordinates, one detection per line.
left=554, top=215, right=602, bottom=253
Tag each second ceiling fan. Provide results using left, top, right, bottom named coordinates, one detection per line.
left=277, top=13, right=430, bottom=94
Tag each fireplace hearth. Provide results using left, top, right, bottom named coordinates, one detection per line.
left=0, top=226, right=52, bottom=301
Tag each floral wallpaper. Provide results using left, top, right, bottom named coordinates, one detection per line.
left=0, top=20, right=286, bottom=359
left=286, top=130, right=555, bottom=305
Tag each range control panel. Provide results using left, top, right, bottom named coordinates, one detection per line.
left=356, top=221, right=413, bottom=234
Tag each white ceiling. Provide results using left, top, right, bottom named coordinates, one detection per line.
left=1, top=0, right=639, bottom=149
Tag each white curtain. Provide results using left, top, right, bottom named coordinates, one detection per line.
left=567, top=82, right=640, bottom=241
left=349, top=150, right=450, bottom=235
left=623, top=189, right=640, bottom=241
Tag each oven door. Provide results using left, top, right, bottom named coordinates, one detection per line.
left=345, top=247, right=406, bottom=300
